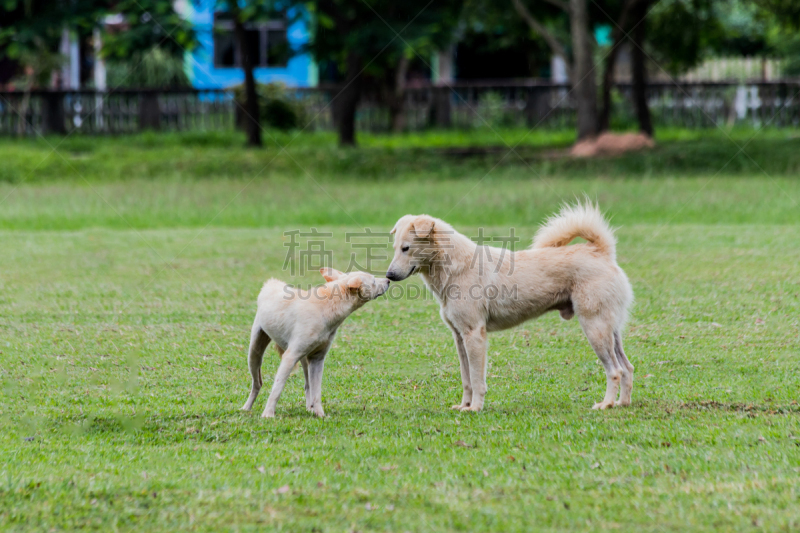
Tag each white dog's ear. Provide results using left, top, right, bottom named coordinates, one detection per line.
left=321, top=267, right=343, bottom=282
left=347, top=276, right=363, bottom=290
left=412, top=216, right=435, bottom=238
left=389, top=224, right=397, bottom=235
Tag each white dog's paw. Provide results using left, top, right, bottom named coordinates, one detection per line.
left=592, top=400, right=615, bottom=410
left=312, top=408, right=325, bottom=418
left=616, top=399, right=631, bottom=407
left=261, top=411, right=276, bottom=418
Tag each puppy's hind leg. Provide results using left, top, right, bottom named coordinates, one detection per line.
left=614, top=330, right=634, bottom=407
left=241, top=323, right=270, bottom=411
left=579, top=316, right=622, bottom=410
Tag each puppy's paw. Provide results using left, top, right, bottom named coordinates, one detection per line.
left=463, top=405, right=483, bottom=413
left=261, top=411, right=276, bottom=418
left=312, top=409, right=325, bottom=418
left=451, top=403, right=470, bottom=410
left=240, top=405, right=252, bottom=412
left=616, top=399, right=631, bottom=407
left=592, top=400, right=615, bottom=410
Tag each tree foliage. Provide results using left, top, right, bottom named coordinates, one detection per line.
left=100, top=0, right=196, bottom=61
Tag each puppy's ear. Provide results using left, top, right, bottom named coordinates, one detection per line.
left=412, top=215, right=435, bottom=238
left=321, top=267, right=343, bottom=282
left=347, top=276, right=363, bottom=290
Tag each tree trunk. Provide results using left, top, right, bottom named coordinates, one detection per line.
left=569, top=0, right=598, bottom=140
left=598, top=0, right=640, bottom=132
left=389, top=55, right=409, bottom=133
left=335, top=52, right=362, bottom=146
left=233, top=12, right=262, bottom=147
left=598, top=47, right=620, bottom=132
left=631, top=0, right=653, bottom=136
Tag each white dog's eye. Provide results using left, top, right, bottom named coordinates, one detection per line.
left=401, top=246, right=410, bottom=253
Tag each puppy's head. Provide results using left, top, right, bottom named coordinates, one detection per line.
left=320, top=268, right=390, bottom=301
left=386, top=215, right=437, bottom=282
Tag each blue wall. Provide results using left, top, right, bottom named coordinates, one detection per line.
left=186, top=0, right=316, bottom=89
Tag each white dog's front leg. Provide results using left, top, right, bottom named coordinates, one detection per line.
left=450, top=329, right=472, bottom=410
left=462, top=325, right=488, bottom=412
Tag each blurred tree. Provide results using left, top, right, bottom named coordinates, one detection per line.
left=646, top=0, right=724, bottom=75
left=1, top=0, right=106, bottom=78
left=192, top=1, right=291, bottom=147
left=512, top=0, right=598, bottom=139
left=458, top=0, right=552, bottom=78
left=752, top=0, right=800, bottom=28
left=305, top=0, right=461, bottom=146
left=1, top=0, right=193, bottom=82
left=100, top=0, right=195, bottom=90
left=751, top=0, right=800, bottom=76
left=596, top=0, right=642, bottom=132
left=597, top=0, right=730, bottom=135
left=100, top=0, right=196, bottom=61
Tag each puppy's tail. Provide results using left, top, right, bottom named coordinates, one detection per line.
left=532, top=201, right=616, bottom=260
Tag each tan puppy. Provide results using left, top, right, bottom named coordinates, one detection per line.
left=241, top=268, right=390, bottom=418
left=387, top=202, right=634, bottom=412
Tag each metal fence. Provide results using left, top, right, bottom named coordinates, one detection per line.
left=2, top=81, right=799, bottom=136
left=0, top=89, right=234, bottom=135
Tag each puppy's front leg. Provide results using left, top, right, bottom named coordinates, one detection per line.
left=462, top=325, right=488, bottom=412
left=307, top=356, right=326, bottom=417
left=300, top=356, right=312, bottom=411
left=262, top=350, right=302, bottom=418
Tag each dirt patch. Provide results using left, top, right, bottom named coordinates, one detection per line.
left=570, top=132, right=655, bottom=158
left=679, top=400, right=799, bottom=415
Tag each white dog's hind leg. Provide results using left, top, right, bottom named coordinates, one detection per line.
left=614, top=331, right=634, bottom=406
left=241, top=324, right=270, bottom=411
left=261, top=350, right=302, bottom=418
left=450, top=329, right=472, bottom=410
left=462, top=325, right=488, bottom=412
left=580, top=317, right=622, bottom=410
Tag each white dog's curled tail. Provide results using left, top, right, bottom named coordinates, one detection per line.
left=532, top=201, right=616, bottom=260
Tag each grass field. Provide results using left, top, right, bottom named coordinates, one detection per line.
left=1, top=129, right=800, bottom=531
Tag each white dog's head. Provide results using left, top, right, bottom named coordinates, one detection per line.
left=386, top=214, right=439, bottom=282
left=320, top=268, right=390, bottom=301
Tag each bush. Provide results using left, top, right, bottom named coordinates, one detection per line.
left=475, top=91, right=520, bottom=129
left=233, top=82, right=307, bottom=131
left=106, top=46, right=190, bottom=89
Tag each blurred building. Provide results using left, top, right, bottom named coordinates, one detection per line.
left=181, top=0, right=317, bottom=89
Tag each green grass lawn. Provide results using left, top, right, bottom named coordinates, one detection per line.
left=1, top=130, right=800, bottom=531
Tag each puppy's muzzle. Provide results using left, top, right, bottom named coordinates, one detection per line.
left=377, top=278, right=390, bottom=297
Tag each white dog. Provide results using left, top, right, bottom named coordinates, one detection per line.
left=387, top=202, right=634, bottom=412
left=241, top=268, right=390, bottom=418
